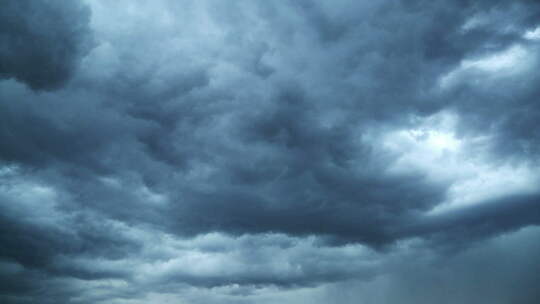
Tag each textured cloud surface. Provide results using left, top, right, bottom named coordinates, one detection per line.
left=1, top=1, right=539, bottom=303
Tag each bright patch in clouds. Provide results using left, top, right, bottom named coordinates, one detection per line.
left=524, top=26, right=540, bottom=40
left=439, top=44, right=533, bottom=89
left=439, top=163, right=539, bottom=214
left=461, top=45, right=528, bottom=72
left=382, top=111, right=540, bottom=214
left=408, top=129, right=461, bottom=152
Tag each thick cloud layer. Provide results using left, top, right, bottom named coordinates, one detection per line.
left=0, top=0, right=93, bottom=90
left=1, top=0, right=539, bottom=303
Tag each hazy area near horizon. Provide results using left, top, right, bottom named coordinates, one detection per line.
left=1, top=0, right=540, bottom=303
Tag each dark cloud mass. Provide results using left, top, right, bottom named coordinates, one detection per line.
left=0, top=0, right=93, bottom=90
left=1, top=0, right=540, bottom=303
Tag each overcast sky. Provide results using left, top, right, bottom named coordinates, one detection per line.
left=1, top=0, right=540, bottom=303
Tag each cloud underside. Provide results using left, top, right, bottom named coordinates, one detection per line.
left=1, top=0, right=540, bottom=303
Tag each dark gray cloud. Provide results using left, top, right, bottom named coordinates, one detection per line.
left=0, top=0, right=93, bottom=90
left=1, top=0, right=540, bottom=303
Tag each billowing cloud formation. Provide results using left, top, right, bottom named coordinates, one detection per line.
left=1, top=0, right=539, bottom=303
left=0, top=0, right=93, bottom=90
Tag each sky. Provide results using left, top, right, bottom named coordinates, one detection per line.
left=1, top=0, right=540, bottom=303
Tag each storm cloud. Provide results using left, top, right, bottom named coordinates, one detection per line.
left=1, top=0, right=539, bottom=303
left=0, top=0, right=93, bottom=90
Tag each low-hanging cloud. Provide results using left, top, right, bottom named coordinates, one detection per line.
left=0, top=0, right=93, bottom=90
